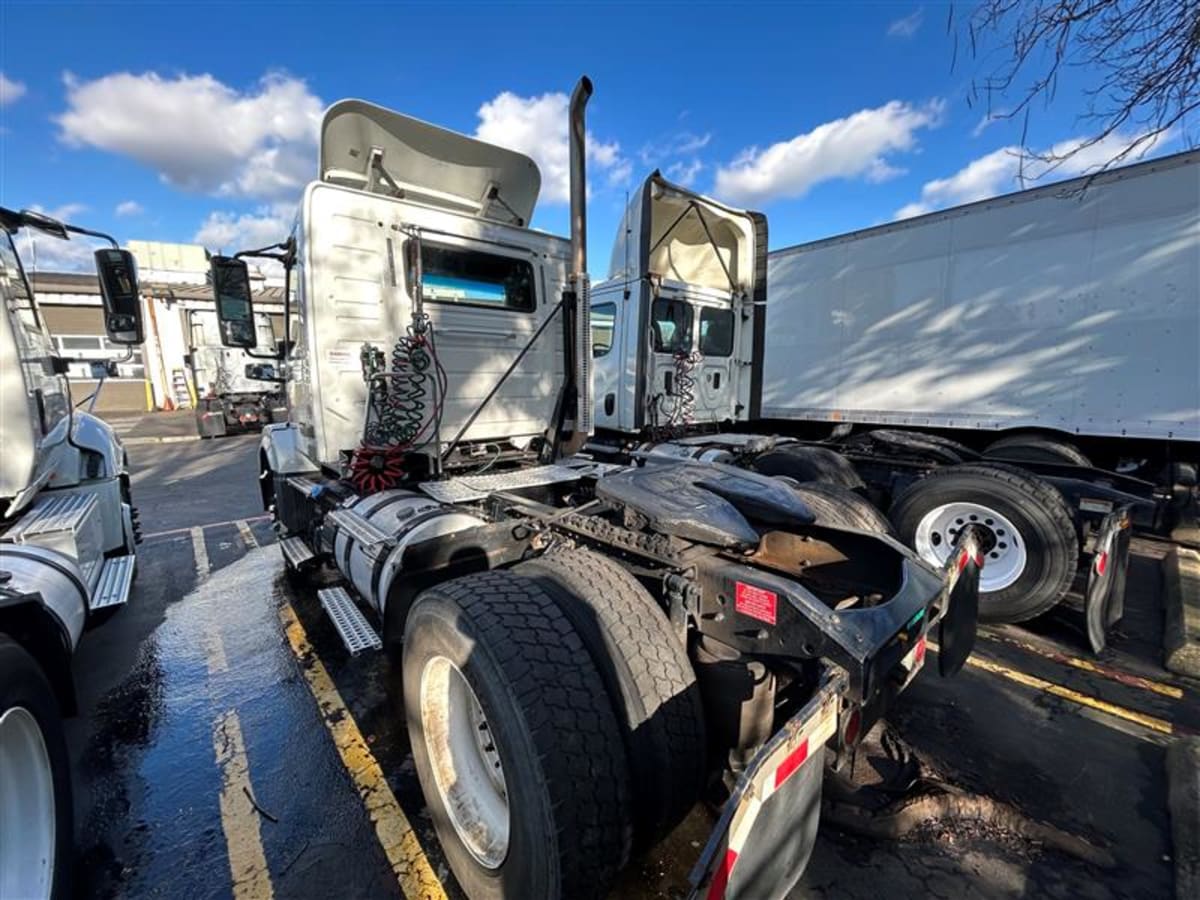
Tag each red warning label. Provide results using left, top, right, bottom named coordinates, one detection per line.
left=735, top=582, right=777, bottom=625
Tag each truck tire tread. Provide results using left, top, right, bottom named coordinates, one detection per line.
left=516, top=548, right=706, bottom=851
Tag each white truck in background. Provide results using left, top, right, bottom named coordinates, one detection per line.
left=184, top=308, right=284, bottom=438
left=1, top=207, right=146, bottom=899
left=589, top=157, right=1192, bottom=647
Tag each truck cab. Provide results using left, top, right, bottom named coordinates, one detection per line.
left=592, top=172, right=765, bottom=434
left=1, top=207, right=146, bottom=900
left=186, top=308, right=283, bottom=437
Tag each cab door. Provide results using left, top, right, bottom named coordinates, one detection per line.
left=694, top=300, right=738, bottom=423
left=647, top=295, right=695, bottom=428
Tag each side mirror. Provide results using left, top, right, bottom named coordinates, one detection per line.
left=94, top=248, right=144, bottom=345
left=245, top=363, right=278, bottom=381
left=210, top=256, right=257, bottom=349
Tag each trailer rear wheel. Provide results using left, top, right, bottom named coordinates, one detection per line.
left=403, top=571, right=632, bottom=900
left=751, top=445, right=864, bottom=489
left=889, top=463, right=1078, bottom=623
left=516, top=548, right=706, bottom=851
left=785, top=482, right=894, bottom=535
left=0, top=637, right=73, bottom=900
left=984, top=434, right=1091, bottom=467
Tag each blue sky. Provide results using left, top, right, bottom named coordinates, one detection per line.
left=0, top=1, right=1175, bottom=275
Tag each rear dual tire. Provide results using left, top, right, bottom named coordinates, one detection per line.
left=403, top=571, right=633, bottom=900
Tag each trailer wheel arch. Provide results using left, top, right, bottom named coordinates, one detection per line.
left=751, top=445, right=865, bottom=489
left=984, top=432, right=1092, bottom=467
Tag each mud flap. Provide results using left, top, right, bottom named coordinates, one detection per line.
left=936, top=527, right=983, bottom=677
left=689, top=673, right=843, bottom=900
left=1085, top=507, right=1132, bottom=654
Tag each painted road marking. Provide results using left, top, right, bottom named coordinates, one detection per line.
left=238, top=519, right=259, bottom=549
left=214, top=710, right=275, bottom=900
left=982, top=630, right=1185, bottom=700
left=279, top=602, right=448, bottom=899
left=192, top=526, right=227, bottom=675
left=145, top=514, right=271, bottom=541
left=932, top=642, right=1176, bottom=738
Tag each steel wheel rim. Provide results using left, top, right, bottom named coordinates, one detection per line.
left=0, top=706, right=56, bottom=899
left=420, top=656, right=509, bottom=869
left=914, top=501, right=1028, bottom=591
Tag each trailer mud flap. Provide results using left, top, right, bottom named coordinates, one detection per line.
left=689, top=675, right=842, bottom=900
left=1085, top=507, right=1132, bottom=654
left=937, top=529, right=982, bottom=677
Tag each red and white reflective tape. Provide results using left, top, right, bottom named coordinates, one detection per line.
left=706, top=692, right=838, bottom=899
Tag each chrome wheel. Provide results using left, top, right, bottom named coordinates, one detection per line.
left=0, top=706, right=56, bottom=900
left=420, top=656, right=509, bottom=869
left=914, top=501, right=1028, bottom=591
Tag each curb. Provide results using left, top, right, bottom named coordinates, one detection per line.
left=1167, top=736, right=1200, bottom=900
left=122, top=435, right=202, bottom=446
left=1163, top=547, right=1200, bottom=679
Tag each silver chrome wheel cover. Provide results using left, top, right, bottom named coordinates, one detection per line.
left=0, top=706, right=56, bottom=899
left=420, top=656, right=509, bottom=869
left=914, top=501, right=1028, bottom=591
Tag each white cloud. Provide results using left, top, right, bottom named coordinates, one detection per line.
left=665, top=158, right=704, bottom=187
left=115, top=200, right=144, bottom=217
left=887, top=8, right=924, bottom=39
left=971, top=110, right=1008, bottom=138
left=56, top=71, right=323, bottom=201
left=639, top=131, right=711, bottom=165
left=0, top=73, right=27, bottom=106
left=713, top=99, right=944, bottom=205
left=894, top=130, right=1170, bottom=219
left=194, top=204, right=294, bottom=277
left=474, top=90, right=627, bottom=204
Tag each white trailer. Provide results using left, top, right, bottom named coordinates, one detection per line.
left=1, top=208, right=146, bottom=899
left=589, top=161, right=1166, bottom=642
left=763, top=151, right=1199, bottom=450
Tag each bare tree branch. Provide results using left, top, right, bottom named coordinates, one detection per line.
left=962, top=0, right=1200, bottom=173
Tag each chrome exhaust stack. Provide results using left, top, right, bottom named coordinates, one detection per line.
left=561, top=76, right=593, bottom=455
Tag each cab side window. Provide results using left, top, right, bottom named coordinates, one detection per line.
left=698, top=307, right=734, bottom=357
left=651, top=298, right=693, bottom=353
left=592, top=302, right=616, bottom=357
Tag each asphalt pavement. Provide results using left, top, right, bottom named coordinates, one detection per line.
left=62, top=427, right=1196, bottom=899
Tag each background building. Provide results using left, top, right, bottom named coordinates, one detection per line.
left=30, top=240, right=285, bottom=413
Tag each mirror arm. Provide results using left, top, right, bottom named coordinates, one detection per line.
left=63, top=223, right=119, bottom=249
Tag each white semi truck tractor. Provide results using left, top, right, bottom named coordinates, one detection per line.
left=184, top=308, right=284, bottom=438
left=1, top=207, right=145, bottom=899
left=209, top=78, right=982, bottom=899
left=587, top=160, right=1195, bottom=650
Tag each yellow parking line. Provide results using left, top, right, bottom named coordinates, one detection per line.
left=934, top=642, right=1174, bottom=737
left=238, top=520, right=259, bottom=549
left=191, top=526, right=229, bottom=674
left=982, top=630, right=1184, bottom=699
left=213, top=710, right=275, bottom=900
left=279, top=603, right=448, bottom=899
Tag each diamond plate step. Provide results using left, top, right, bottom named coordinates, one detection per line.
left=280, top=535, right=316, bottom=568
left=91, top=554, right=135, bottom=610
left=327, top=507, right=392, bottom=549
left=5, top=493, right=99, bottom=540
left=318, top=586, right=382, bottom=655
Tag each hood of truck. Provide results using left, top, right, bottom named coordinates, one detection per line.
left=607, top=171, right=761, bottom=295
left=320, top=100, right=542, bottom=226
